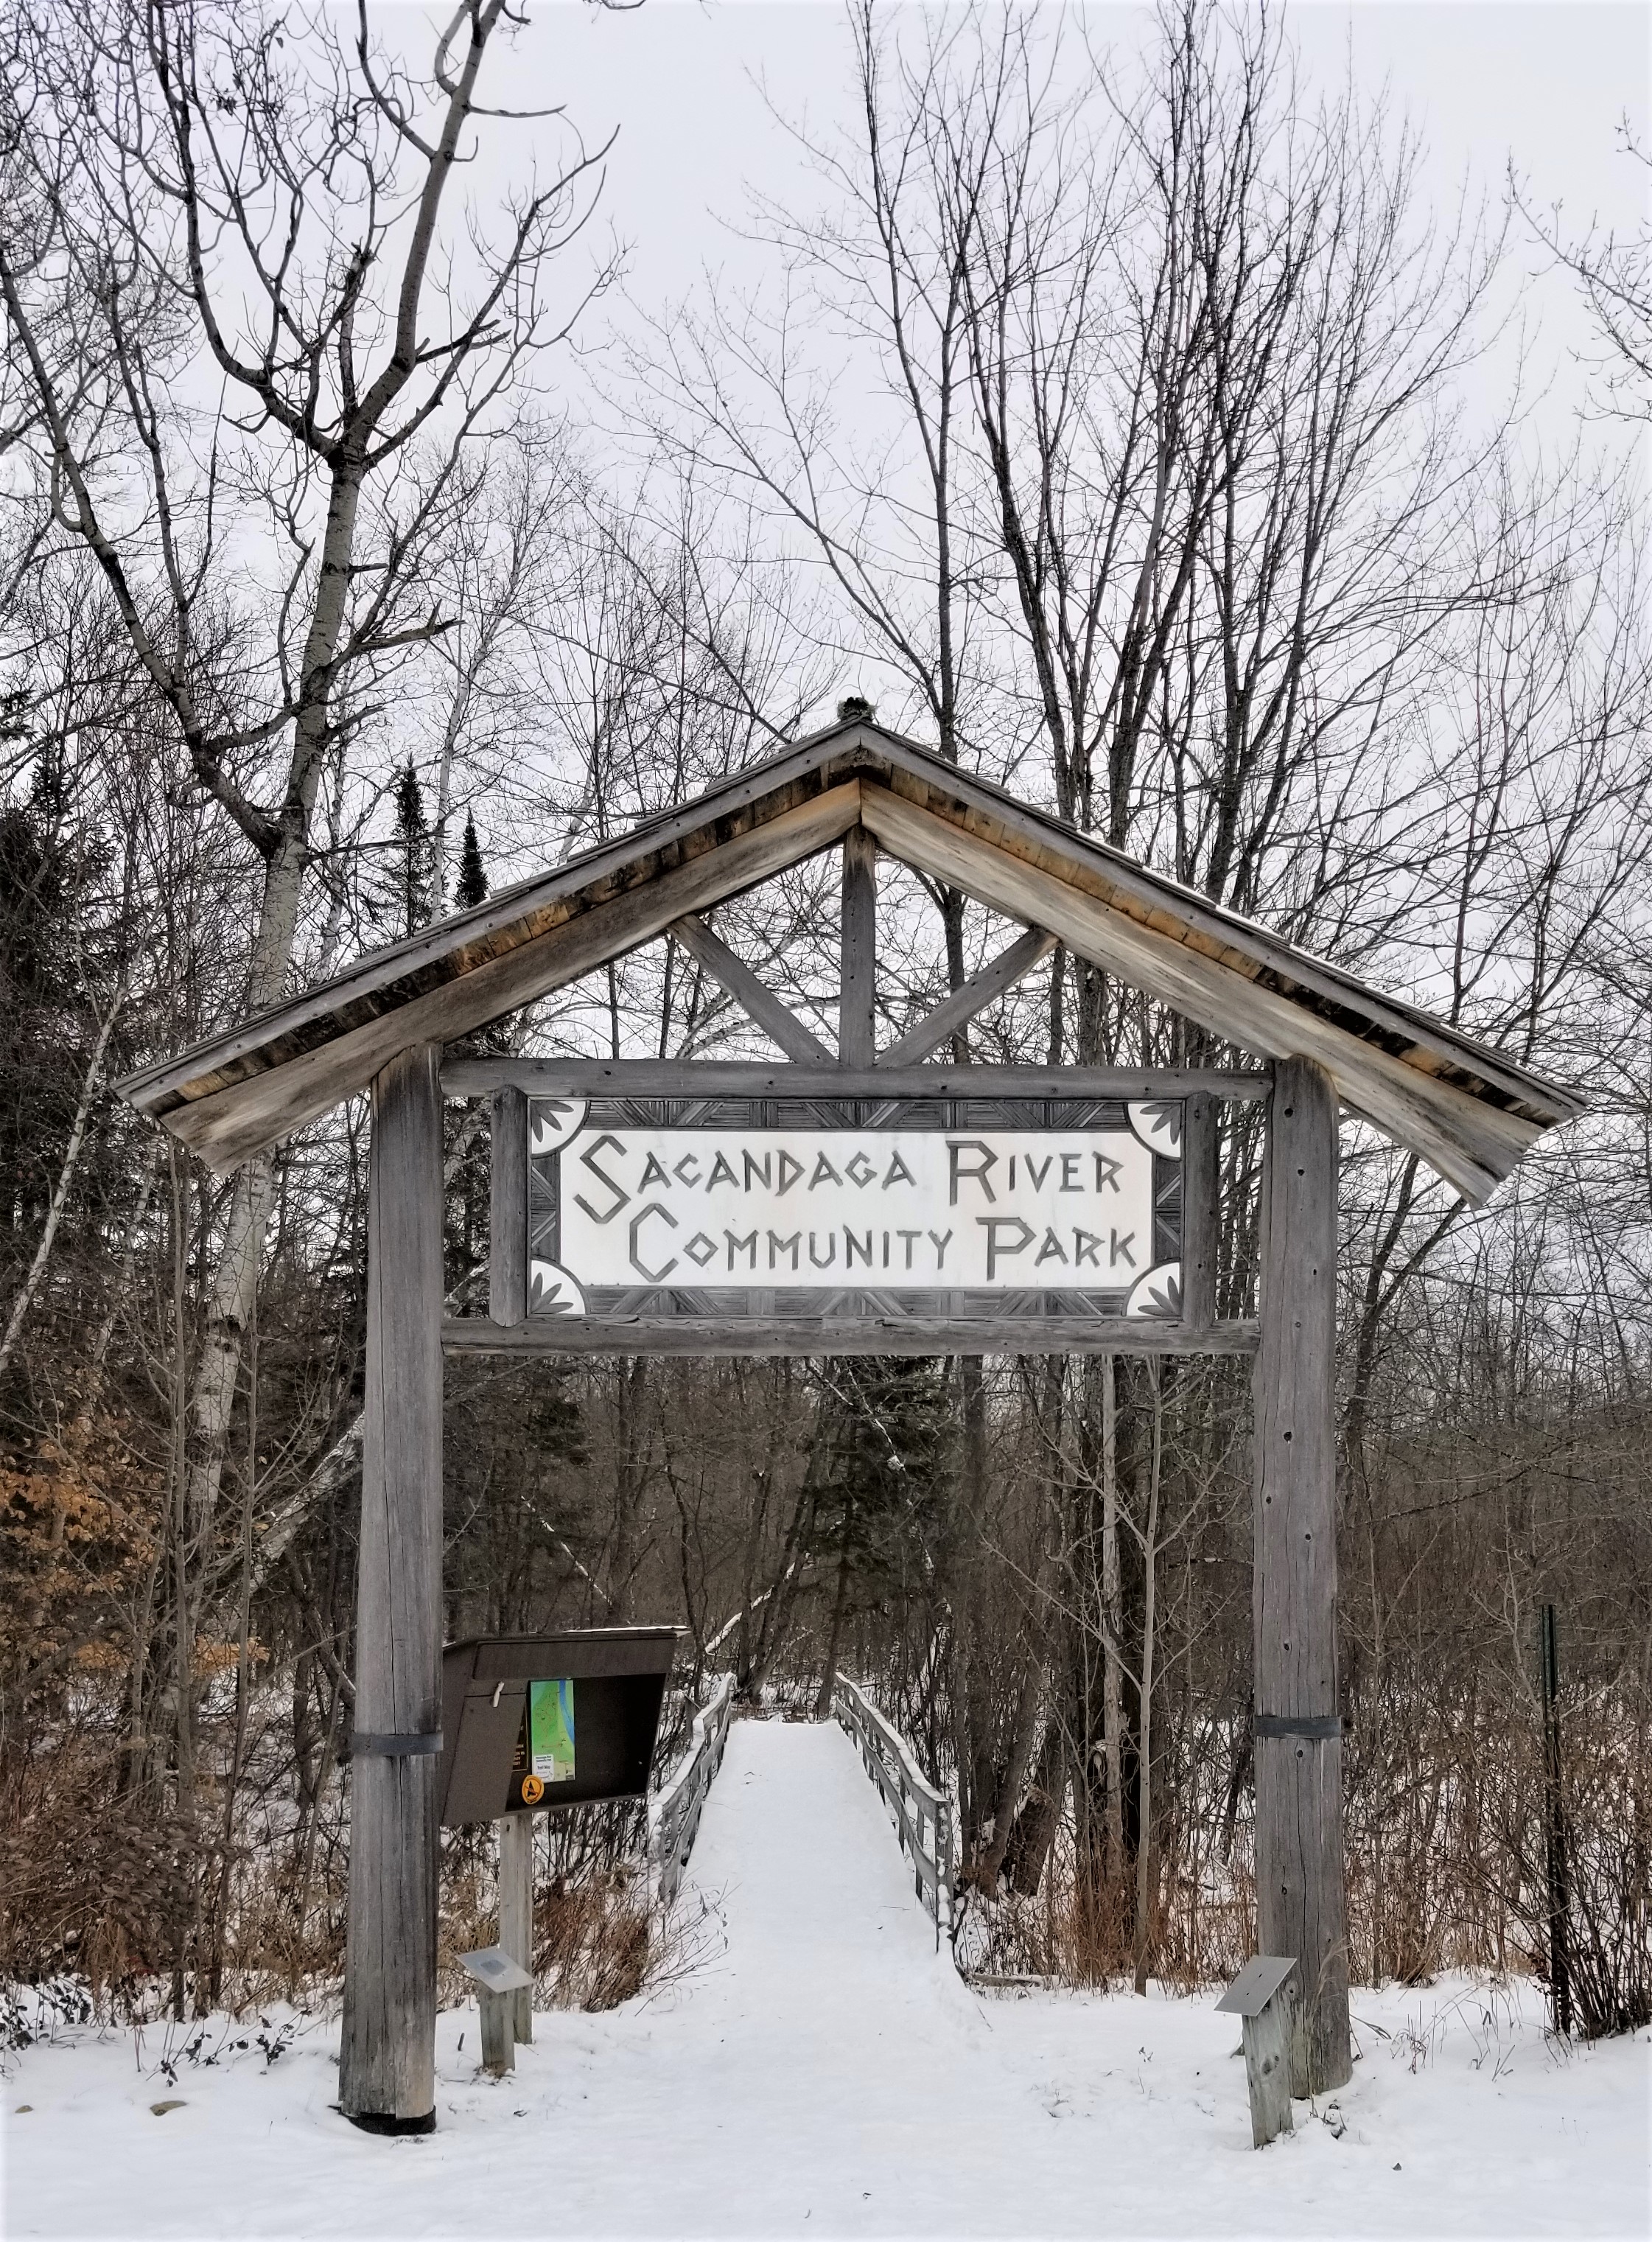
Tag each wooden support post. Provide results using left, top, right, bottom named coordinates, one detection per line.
left=1253, top=1055, right=1351, bottom=2096
left=1180, top=1090, right=1219, bottom=1330
left=498, top=1814, right=535, bottom=2047
left=477, top=1986, right=514, bottom=2075
left=839, top=828, right=877, bottom=1066
left=340, top=1043, right=446, bottom=2134
left=489, top=1087, right=528, bottom=1327
left=1241, top=2000, right=1295, bottom=2149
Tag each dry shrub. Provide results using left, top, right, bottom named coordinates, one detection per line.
left=538, top=1872, right=652, bottom=2009
left=4, top=1705, right=671, bottom=2029
left=437, top=1838, right=657, bottom=2015
left=0, top=1708, right=200, bottom=2000
left=1478, top=1680, right=1652, bottom=2039
left=962, top=1839, right=1256, bottom=1993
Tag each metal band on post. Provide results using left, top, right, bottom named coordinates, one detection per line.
left=1253, top=1714, right=1344, bottom=1742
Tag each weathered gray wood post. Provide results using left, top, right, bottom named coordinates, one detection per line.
left=489, top=1087, right=528, bottom=1327
left=1180, top=1089, right=1219, bottom=1330
left=839, top=828, right=877, bottom=1066
left=340, top=1042, right=446, bottom=2132
left=1253, top=1055, right=1351, bottom=2095
left=477, top=1979, right=514, bottom=2075
left=498, top=1812, right=535, bottom=2047
left=1217, top=1954, right=1298, bottom=2148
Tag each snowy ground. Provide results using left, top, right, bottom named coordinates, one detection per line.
left=4, top=1718, right=1648, bottom=2240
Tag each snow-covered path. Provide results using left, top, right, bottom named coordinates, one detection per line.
left=5, top=1717, right=1648, bottom=2238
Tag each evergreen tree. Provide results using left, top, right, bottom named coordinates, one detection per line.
left=0, top=765, right=103, bottom=1240
left=456, top=809, right=488, bottom=909
left=441, top=812, right=505, bottom=1285
left=391, top=761, right=436, bottom=937
left=809, top=1356, right=955, bottom=1715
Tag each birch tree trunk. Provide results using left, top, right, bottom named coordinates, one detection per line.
left=1, top=7, right=601, bottom=1743
left=0, top=993, right=122, bottom=1380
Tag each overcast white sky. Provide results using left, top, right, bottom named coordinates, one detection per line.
left=363, top=1, right=1651, bottom=451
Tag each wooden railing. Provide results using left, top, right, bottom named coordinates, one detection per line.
left=649, top=1673, right=735, bottom=1907
left=832, top=1674, right=956, bottom=1949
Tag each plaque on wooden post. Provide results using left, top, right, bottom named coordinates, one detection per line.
left=1217, top=1955, right=1298, bottom=2147
left=459, top=1946, right=532, bottom=2078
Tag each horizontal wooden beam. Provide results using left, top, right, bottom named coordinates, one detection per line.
left=878, top=927, right=1059, bottom=1068
left=668, top=915, right=835, bottom=1066
left=440, top=1058, right=1273, bottom=1102
left=442, top=1316, right=1259, bottom=1360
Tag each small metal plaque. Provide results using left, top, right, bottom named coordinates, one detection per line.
left=1216, top=1954, right=1298, bottom=2017
left=459, top=1945, right=532, bottom=1994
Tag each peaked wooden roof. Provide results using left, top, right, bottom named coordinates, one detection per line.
left=118, top=718, right=1583, bottom=1201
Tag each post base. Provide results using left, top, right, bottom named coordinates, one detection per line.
left=343, top=2107, right=436, bottom=2137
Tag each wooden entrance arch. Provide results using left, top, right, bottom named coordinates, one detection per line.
left=119, top=715, right=1581, bottom=2129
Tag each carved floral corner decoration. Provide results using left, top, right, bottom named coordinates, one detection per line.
left=528, top=1261, right=587, bottom=1318
left=528, top=1097, right=589, bottom=1158
left=1127, top=1099, right=1183, bottom=1156
left=1125, top=1261, right=1182, bottom=1321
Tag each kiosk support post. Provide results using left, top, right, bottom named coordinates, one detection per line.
left=499, top=1814, right=535, bottom=2045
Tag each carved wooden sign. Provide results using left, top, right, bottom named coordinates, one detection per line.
left=525, top=1093, right=1183, bottom=1329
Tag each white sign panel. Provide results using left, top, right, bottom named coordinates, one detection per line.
left=550, top=1122, right=1158, bottom=1293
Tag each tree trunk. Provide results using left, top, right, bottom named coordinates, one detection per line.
left=976, top=1653, right=1043, bottom=1891
left=813, top=1532, right=853, bottom=1719
left=1133, top=1365, right=1163, bottom=1996
left=1101, top=1354, right=1124, bottom=1885
left=1004, top=1719, right=1066, bottom=1899
left=0, top=993, right=121, bottom=1377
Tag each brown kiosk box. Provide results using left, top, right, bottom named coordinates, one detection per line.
left=438, top=1627, right=681, bottom=1829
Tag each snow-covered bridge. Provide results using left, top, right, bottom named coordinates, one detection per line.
left=7, top=1715, right=1645, bottom=2239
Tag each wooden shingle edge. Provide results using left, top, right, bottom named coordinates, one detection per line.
left=141, top=783, right=864, bottom=1172
left=855, top=734, right=1581, bottom=1132
left=115, top=719, right=1583, bottom=1193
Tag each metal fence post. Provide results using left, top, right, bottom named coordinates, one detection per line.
left=1541, top=1602, right=1573, bottom=2038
